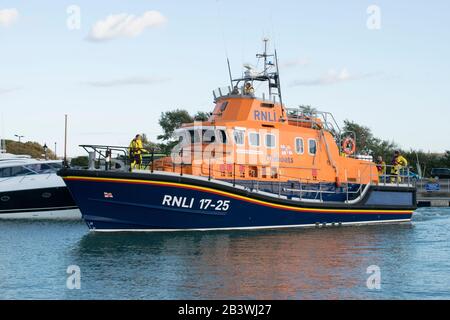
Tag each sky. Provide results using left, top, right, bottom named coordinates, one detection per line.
left=0, top=0, right=449, bottom=157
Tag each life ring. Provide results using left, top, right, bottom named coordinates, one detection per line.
left=342, top=137, right=356, bottom=155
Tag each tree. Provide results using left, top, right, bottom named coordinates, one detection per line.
left=70, top=156, right=89, bottom=168
left=442, top=151, right=450, bottom=167
left=368, top=137, right=399, bottom=163
left=342, top=120, right=398, bottom=159
left=155, top=109, right=212, bottom=155
left=341, top=120, right=450, bottom=176
left=342, top=120, right=373, bottom=154
left=157, top=109, right=193, bottom=141
left=140, top=133, right=162, bottom=152
left=193, top=111, right=210, bottom=122
left=402, top=150, right=448, bottom=177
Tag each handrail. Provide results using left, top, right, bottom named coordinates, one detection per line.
left=78, top=145, right=414, bottom=204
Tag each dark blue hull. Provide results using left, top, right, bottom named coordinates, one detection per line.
left=59, top=170, right=416, bottom=231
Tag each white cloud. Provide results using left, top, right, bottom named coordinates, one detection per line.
left=0, top=8, right=19, bottom=27
left=82, top=76, right=170, bottom=87
left=88, top=11, right=167, bottom=41
left=0, top=87, right=21, bottom=95
left=290, top=68, right=376, bottom=86
left=280, top=57, right=310, bottom=69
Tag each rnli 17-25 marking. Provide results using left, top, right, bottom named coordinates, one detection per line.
left=162, top=195, right=231, bottom=212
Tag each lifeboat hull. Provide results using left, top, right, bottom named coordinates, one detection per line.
left=59, top=170, right=416, bottom=232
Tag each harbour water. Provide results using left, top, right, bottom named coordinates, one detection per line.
left=0, top=208, right=449, bottom=300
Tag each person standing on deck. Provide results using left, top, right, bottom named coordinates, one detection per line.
left=390, top=150, right=408, bottom=183
left=129, top=134, right=147, bottom=171
left=376, top=156, right=387, bottom=182
left=244, top=82, right=255, bottom=96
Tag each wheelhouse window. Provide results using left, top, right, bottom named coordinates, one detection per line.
left=219, top=102, right=228, bottom=112
left=202, top=130, right=216, bottom=143
left=265, top=134, right=276, bottom=149
left=187, top=129, right=214, bottom=144
left=187, top=130, right=200, bottom=144
left=248, top=132, right=260, bottom=147
left=308, top=139, right=317, bottom=155
left=218, top=130, right=227, bottom=144
left=233, top=130, right=245, bottom=146
left=295, top=138, right=304, bottom=154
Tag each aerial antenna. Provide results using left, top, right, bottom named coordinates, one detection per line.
left=227, top=58, right=233, bottom=89
left=275, top=49, right=284, bottom=108
left=257, top=38, right=273, bottom=76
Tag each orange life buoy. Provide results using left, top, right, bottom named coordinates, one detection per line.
left=342, top=137, right=356, bottom=155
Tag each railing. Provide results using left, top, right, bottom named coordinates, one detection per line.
left=212, top=86, right=283, bottom=104
left=146, top=157, right=414, bottom=203
left=213, top=86, right=232, bottom=101
left=79, top=145, right=414, bottom=203
left=286, top=107, right=342, bottom=137
left=371, top=164, right=413, bottom=187
left=78, top=145, right=170, bottom=172
left=167, top=162, right=376, bottom=203
left=79, top=145, right=130, bottom=171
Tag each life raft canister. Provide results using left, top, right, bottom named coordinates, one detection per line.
left=342, top=137, right=356, bottom=155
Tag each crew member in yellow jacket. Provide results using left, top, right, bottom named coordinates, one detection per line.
left=129, top=134, right=147, bottom=170
left=390, top=150, right=408, bottom=183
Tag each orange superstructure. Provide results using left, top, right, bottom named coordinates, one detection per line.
left=153, top=40, right=379, bottom=187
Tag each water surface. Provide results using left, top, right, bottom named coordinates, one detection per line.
left=0, top=208, right=449, bottom=299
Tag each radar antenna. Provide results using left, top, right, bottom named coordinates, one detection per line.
left=226, top=39, right=283, bottom=105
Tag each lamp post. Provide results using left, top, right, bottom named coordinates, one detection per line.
left=43, top=143, right=48, bottom=160
left=14, top=134, right=24, bottom=143
left=54, top=142, right=57, bottom=159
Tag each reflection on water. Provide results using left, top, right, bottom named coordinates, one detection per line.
left=71, top=224, right=417, bottom=299
left=1, top=208, right=450, bottom=299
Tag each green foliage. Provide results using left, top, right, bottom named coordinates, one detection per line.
left=140, top=133, right=162, bottom=152
left=5, top=140, right=56, bottom=159
left=402, top=150, right=449, bottom=177
left=157, top=109, right=193, bottom=141
left=193, top=111, right=210, bottom=122
left=153, top=109, right=211, bottom=154
left=342, top=120, right=398, bottom=159
left=342, top=120, right=449, bottom=177
left=70, top=156, right=89, bottom=168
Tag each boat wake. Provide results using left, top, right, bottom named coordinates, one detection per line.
left=412, top=207, right=450, bottom=222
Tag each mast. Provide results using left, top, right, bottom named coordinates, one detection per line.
left=227, top=58, right=233, bottom=89
left=274, top=49, right=284, bottom=108
left=225, top=39, right=284, bottom=105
